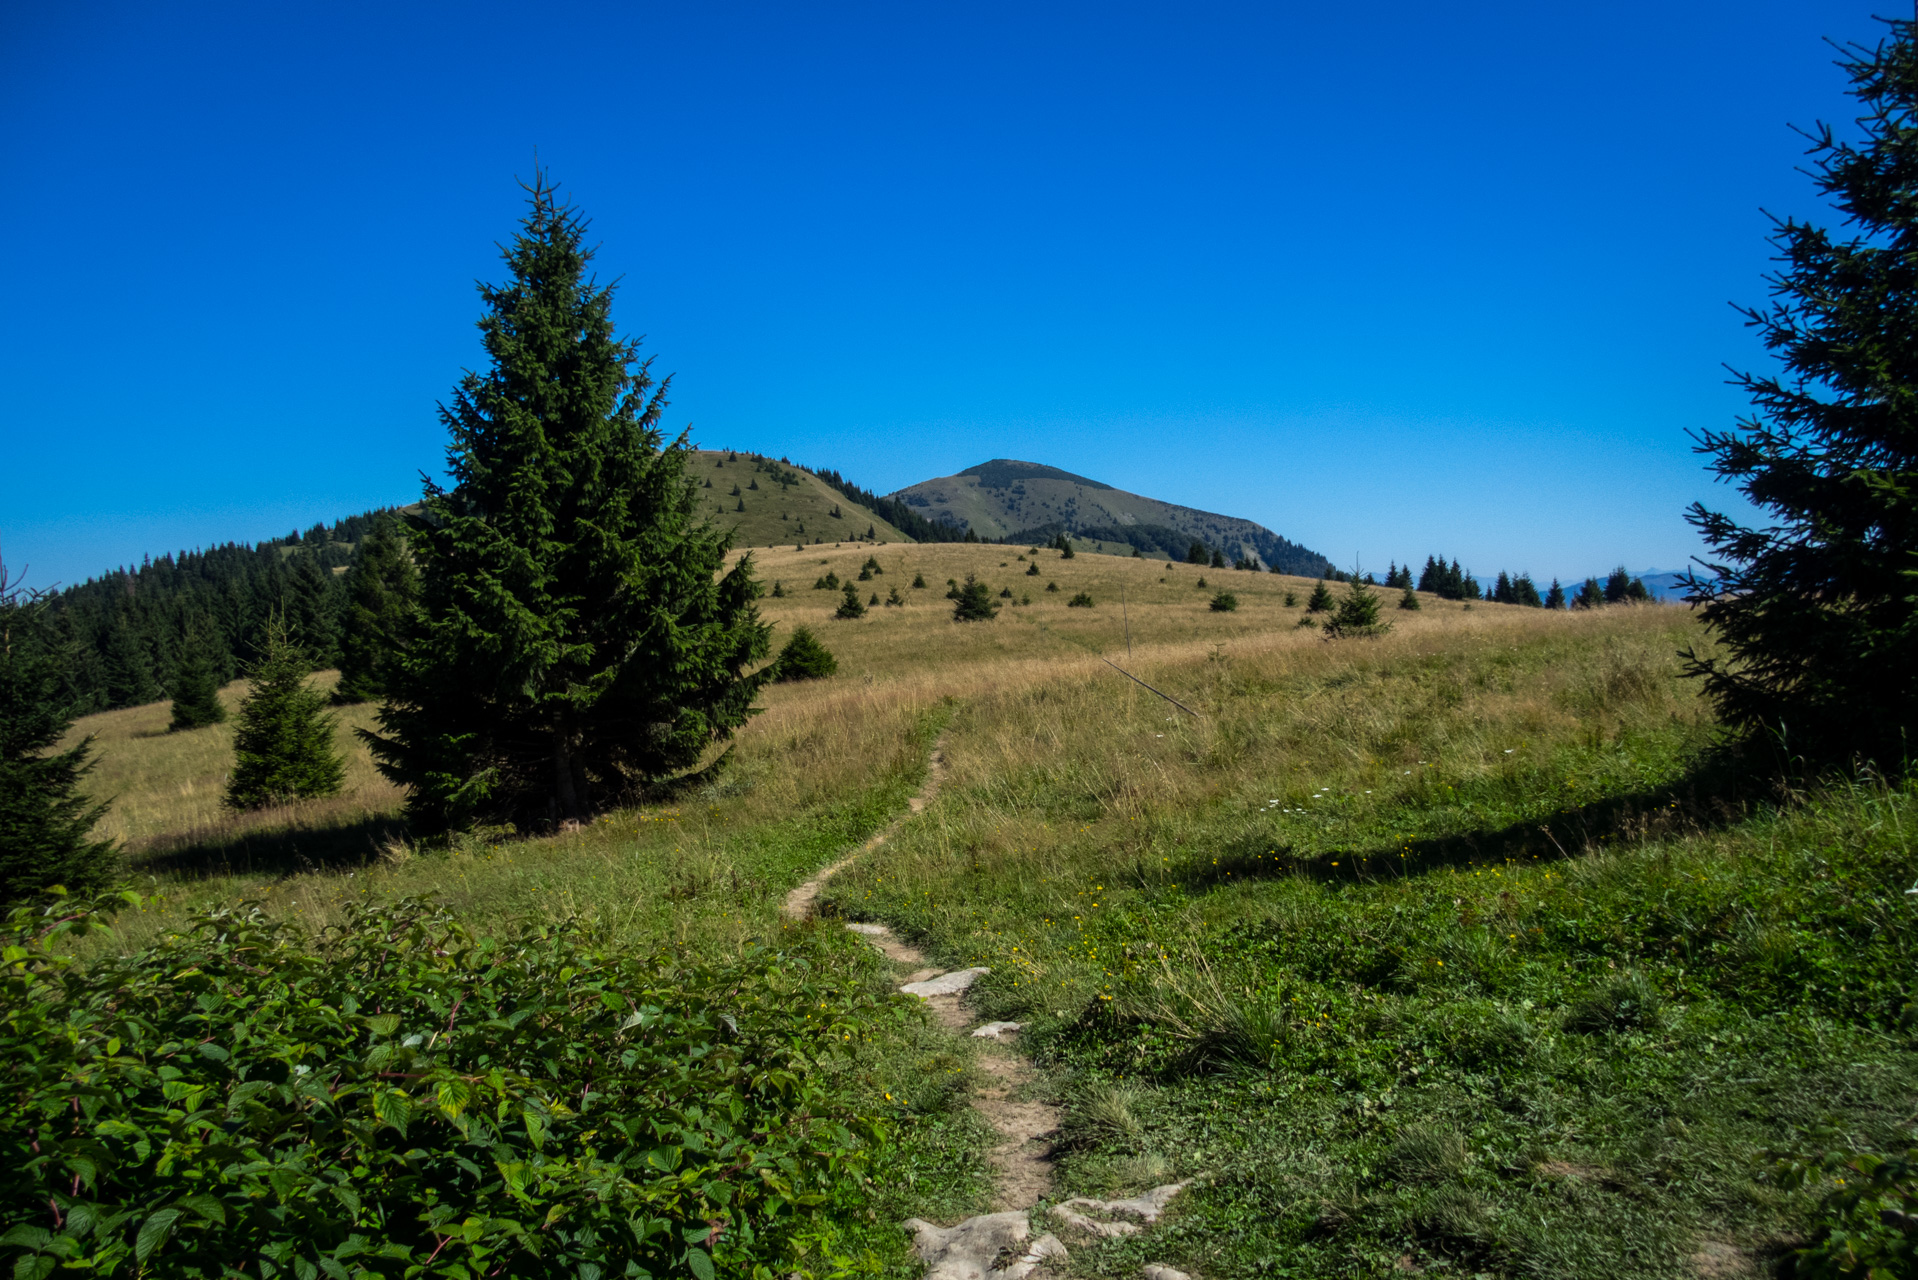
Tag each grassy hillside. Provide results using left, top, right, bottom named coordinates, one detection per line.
left=887, top=458, right=1331, bottom=573
left=693, top=449, right=916, bottom=547
left=42, top=550, right=1916, bottom=1278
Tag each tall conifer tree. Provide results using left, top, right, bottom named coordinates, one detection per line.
left=0, top=564, right=117, bottom=904
left=1686, top=20, right=1918, bottom=759
left=368, top=175, right=771, bottom=833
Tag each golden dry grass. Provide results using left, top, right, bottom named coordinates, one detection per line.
left=58, top=671, right=399, bottom=857
left=60, top=541, right=1705, bottom=967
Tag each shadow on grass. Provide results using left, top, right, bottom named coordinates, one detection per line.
left=1178, top=743, right=1787, bottom=894
left=130, top=813, right=406, bottom=880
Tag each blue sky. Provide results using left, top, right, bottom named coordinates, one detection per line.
left=1, top=0, right=1888, bottom=590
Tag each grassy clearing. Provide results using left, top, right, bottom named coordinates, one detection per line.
left=817, top=604, right=1918, bottom=1277
left=52, top=560, right=1909, bottom=1276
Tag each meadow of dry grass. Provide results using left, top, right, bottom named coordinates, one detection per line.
left=52, top=559, right=1915, bottom=1278
left=64, top=548, right=1696, bottom=972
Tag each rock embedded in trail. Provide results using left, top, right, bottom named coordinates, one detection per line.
left=1141, top=1267, right=1194, bottom=1280
left=902, top=1212, right=1068, bottom=1280
left=900, top=966, right=990, bottom=998
left=971, top=1020, right=1024, bottom=1039
left=1050, top=1183, right=1188, bottom=1238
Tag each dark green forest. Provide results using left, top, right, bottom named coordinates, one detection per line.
left=43, top=513, right=389, bottom=714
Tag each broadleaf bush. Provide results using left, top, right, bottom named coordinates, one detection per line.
left=2, top=894, right=891, bottom=1278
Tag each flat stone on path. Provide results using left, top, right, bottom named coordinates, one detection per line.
left=900, top=967, right=990, bottom=998
left=844, top=922, right=891, bottom=937
left=971, top=1020, right=1024, bottom=1039
left=1141, top=1267, right=1193, bottom=1280
left=1050, top=1183, right=1188, bottom=1238
left=902, top=1212, right=1067, bottom=1280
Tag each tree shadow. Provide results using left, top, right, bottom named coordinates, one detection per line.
left=130, top=814, right=406, bottom=880
left=1174, top=744, right=1784, bottom=894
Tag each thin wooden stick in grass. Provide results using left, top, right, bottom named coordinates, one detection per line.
left=1101, top=657, right=1201, bottom=717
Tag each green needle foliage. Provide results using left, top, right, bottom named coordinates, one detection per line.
left=1323, top=576, right=1390, bottom=638
left=166, top=641, right=227, bottom=731
left=1305, top=581, right=1335, bottom=614
left=0, top=896, right=892, bottom=1280
left=1209, top=591, right=1239, bottom=612
left=772, top=627, right=837, bottom=681
left=368, top=175, right=770, bottom=834
left=1687, top=20, right=1918, bottom=762
left=834, top=582, right=867, bottom=619
left=1398, top=586, right=1422, bottom=611
left=952, top=575, right=1000, bottom=621
left=334, top=513, right=418, bottom=704
left=0, top=568, right=116, bottom=905
left=225, top=620, right=345, bottom=811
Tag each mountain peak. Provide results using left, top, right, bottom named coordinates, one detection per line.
left=956, top=460, right=1114, bottom=491
left=888, top=461, right=1328, bottom=575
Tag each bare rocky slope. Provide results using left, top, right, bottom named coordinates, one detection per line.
left=887, top=458, right=1330, bottom=574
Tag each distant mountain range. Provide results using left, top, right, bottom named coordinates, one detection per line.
left=882, top=459, right=1331, bottom=576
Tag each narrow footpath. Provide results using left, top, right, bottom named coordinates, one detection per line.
left=781, top=738, right=1193, bottom=1280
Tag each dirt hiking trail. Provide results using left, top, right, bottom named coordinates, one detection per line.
left=781, top=737, right=1194, bottom=1280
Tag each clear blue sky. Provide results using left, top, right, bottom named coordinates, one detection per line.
left=1, top=0, right=1888, bottom=590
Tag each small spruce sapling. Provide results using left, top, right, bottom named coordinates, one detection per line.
left=168, top=644, right=227, bottom=731
left=772, top=626, right=837, bottom=681
left=1209, top=592, right=1239, bottom=612
left=1066, top=592, right=1094, bottom=608
left=952, top=575, right=1000, bottom=621
left=1324, top=576, right=1391, bottom=639
left=1398, top=586, right=1421, bottom=611
left=226, top=619, right=345, bottom=810
left=1306, top=581, right=1335, bottom=614
left=835, top=582, right=867, bottom=619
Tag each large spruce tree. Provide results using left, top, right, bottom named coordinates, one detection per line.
left=335, top=512, right=418, bottom=703
left=1686, top=20, right=1918, bottom=761
left=368, top=175, right=771, bottom=833
left=0, top=564, right=117, bottom=904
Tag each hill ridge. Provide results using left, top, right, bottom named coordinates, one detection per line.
left=887, top=459, right=1330, bottom=575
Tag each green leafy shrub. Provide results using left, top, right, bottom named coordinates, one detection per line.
left=1066, top=593, right=1094, bottom=608
left=0, top=895, right=889, bottom=1280
left=772, top=626, right=838, bottom=681
left=1775, top=1135, right=1918, bottom=1278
